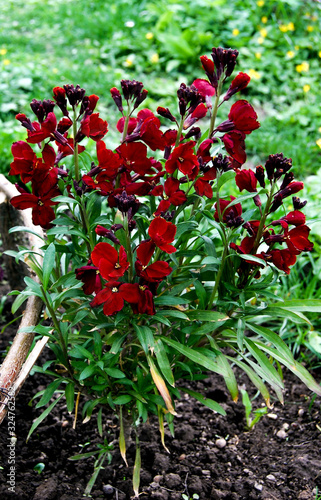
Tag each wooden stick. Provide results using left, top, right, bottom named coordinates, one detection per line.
left=0, top=175, right=45, bottom=424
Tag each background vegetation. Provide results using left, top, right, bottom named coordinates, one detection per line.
left=1, top=0, right=321, bottom=363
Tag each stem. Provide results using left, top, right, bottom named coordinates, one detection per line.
left=123, top=215, right=133, bottom=282
left=252, top=181, right=276, bottom=254
left=122, top=102, right=131, bottom=143
left=175, top=116, right=185, bottom=148
left=72, top=107, right=80, bottom=182
left=208, top=77, right=224, bottom=138
left=207, top=241, right=229, bottom=309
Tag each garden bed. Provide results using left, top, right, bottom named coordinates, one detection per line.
left=0, top=291, right=320, bottom=500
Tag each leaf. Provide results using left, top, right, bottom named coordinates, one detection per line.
left=193, top=280, right=207, bottom=309
left=217, top=170, right=236, bottom=191
left=154, top=295, right=189, bottom=306
left=157, top=310, right=189, bottom=321
left=113, top=395, right=132, bottom=405
left=51, top=195, right=80, bottom=204
left=245, top=322, right=294, bottom=362
left=238, top=254, right=266, bottom=266
left=36, top=379, right=62, bottom=408
left=180, top=387, right=226, bottom=415
left=8, top=226, right=45, bottom=240
left=215, top=354, right=239, bottom=402
left=161, top=337, right=229, bottom=377
left=133, top=438, right=141, bottom=498
left=105, top=368, right=126, bottom=379
left=148, top=356, right=176, bottom=415
left=226, top=356, right=271, bottom=407
left=268, top=299, right=321, bottom=313
left=26, top=394, right=64, bottom=442
left=186, top=310, right=228, bottom=322
left=133, top=324, right=155, bottom=354
left=65, top=382, right=75, bottom=413
left=79, top=364, right=96, bottom=380
left=119, top=407, right=128, bottom=466
left=42, top=243, right=55, bottom=291
left=154, top=340, right=175, bottom=387
left=175, top=221, right=199, bottom=240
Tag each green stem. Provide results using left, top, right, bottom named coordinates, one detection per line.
left=208, top=77, right=224, bottom=139
left=207, top=241, right=229, bottom=309
left=122, top=102, right=131, bottom=143
left=124, top=215, right=133, bottom=282
left=252, top=181, right=276, bottom=254
left=175, top=116, right=185, bottom=148
left=72, top=107, right=80, bottom=182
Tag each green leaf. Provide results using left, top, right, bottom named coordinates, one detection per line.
left=237, top=254, right=266, bottom=266
left=245, top=322, right=293, bottom=362
left=27, top=394, right=64, bottom=442
left=105, top=368, right=126, bottom=379
left=179, top=387, right=226, bottom=416
left=215, top=353, right=239, bottom=402
left=157, top=309, right=189, bottom=321
left=161, top=337, right=228, bottom=377
left=36, top=379, right=62, bottom=408
left=193, top=280, right=207, bottom=309
left=65, top=382, right=75, bottom=413
left=175, top=221, right=199, bottom=240
left=133, top=324, right=155, bottom=354
left=217, top=170, right=236, bottom=191
left=154, top=295, right=189, bottom=306
left=226, top=356, right=271, bottom=407
left=113, top=395, right=132, bottom=405
left=52, top=195, right=80, bottom=204
left=268, top=299, right=321, bottom=313
left=154, top=339, right=175, bottom=387
left=186, top=310, right=228, bottom=322
left=42, top=243, right=55, bottom=291
left=79, top=364, right=96, bottom=380
left=8, top=226, right=45, bottom=240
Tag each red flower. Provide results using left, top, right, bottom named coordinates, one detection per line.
left=285, top=225, right=313, bottom=255
left=194, top=168, right=217, bottom=199
left=148, top=218, right=177, bottom=253
left=11, top=181, right=60, bottom=229
left=268, top=249, right=297, bottom=274
left=135, top=240, right=172, bottom=282
left=82, top=172, right=113, bottom=195
left=183, top=103, right=208, bottom=129
left=75, top=265, right=102, bottom=295
left=222, top=131, right=246, bottom=165
left=26, top=112, right=57, bottom=144
left=116, top=116, right=137, bottom=134
left=165, top=141, right=198, bottom=177
left=152, top=177, right=187, bottom=216
left=235, top=169, right=257, bottom=192
left=117, top=142, right=153, bottom=175
left=281, top=211, right=306, bottom=226
left=138, top=111, right=166, bottom=151
left=192, top=79, right=215, bottom=98
left=96, top=141, right=122, bottom=178
left=224, top=72, right=251, bottom=101
left=91, top=242, right=129, bottom=279
left=90, top=281, right=128, bottom=316
left=228, top=100, right=260, bottom=134
left=80, top=113, right=108, bottom=141
left=214, top=196, right=243, bottom=227
left=10, top=141, right=37, bottom=183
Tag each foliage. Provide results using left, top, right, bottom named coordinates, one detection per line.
left=4, top=45, right=321, bottom=496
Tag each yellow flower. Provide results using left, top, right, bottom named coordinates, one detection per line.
left=258, top=37, right=264, bottom=44
left=150, top=53, right=159, bottom=64
left=279, top=24, right=288, bottom=32
left=257, top=0, right=264, bottom=6
left=261, top=16, right=268, bottom=23
left=295, top=45, right=300, bottom=50
left=3, top=59, right=10, bottom=65
left=319, top=51, right=321, bottom=58
left=287, top=22, right=295, bottom=31
left=124, top=56, right=134, bottom=67
left=286, top=50, right=295, bottom=58
left=146, top=32, right=154, bottom=40
left=303, top=84, right=310, bottom=93
left=248, top=69, right=261, bottom=80
left=318, top=127, right=321, bottom=133
left=255, top=52, right=262, bottom=59
left=296, top=61, right=309, bottom=73
left=52, top=68, right=58, bottom=74
left=307, top=25, right=314, bottom=32
left=316, top=138, right=321, bottom=149
left=232, top=28, right=240, bottom=36
left=259, top=28, right=267, bottom=38
left=0, top=48, right=7, bottom=56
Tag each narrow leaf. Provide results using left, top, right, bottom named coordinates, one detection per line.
left=154, top=340, right=175, bottom=387
left=42, top=243, right=55, bottom=291
left=148, top=356, right=176, bottom=415
left=27, top=394, right=64, bottom=442
left=180, top=387, right=226, bottom=415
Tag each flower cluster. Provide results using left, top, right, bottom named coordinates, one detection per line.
left=9, top=46, right=313, bottom=319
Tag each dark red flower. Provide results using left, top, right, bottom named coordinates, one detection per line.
left=138, top=111, right=166, bottom=151
left=235, top=169, right=257, bottom=192
left=82, top=172, right=113, bottom=195
left=75, top=265, right=102, bottom=295
left=165, top=141, right=198, bottom=177
left=90, top=281, right=127, bottom=316
left=116, top=116, right=138, bottom=134
left=80, top=113, right=108, bottom=141
left=91, top=242, right=129, bottom=279
left=121, top=283, right=155, bottom=315
left=10, top=141, right=37, bottom=183
left=117, top=142, right=153, bottom=175
left=183, top=103, right=208, bottom=129
left=285, top=225, right=313, bottom=255
left=281, top=211, right=306, bottom=226
left=26, top=112, right=57, bottom=144
left=192, top=79, right=216, bottom=98
left=228, top=100, right=260, bottom=134
left=152, top=177, right=187, bottom=216
left=194, top=168, right=217, bottom=199
left=268, top=249, right=297, bottom=274
left=135, top=240, right=172, bottom=282
left=96, top=141, right=122, bottom=178
left=214, top=196, right=243, bottom=227
left=222, top=131, right=246, bottom=165
left=224, top=72, right=251, bottom=101
left=148, top=218, right=177, bottom=253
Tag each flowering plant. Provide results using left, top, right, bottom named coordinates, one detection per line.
left=3, top=47, right=321, bottom=495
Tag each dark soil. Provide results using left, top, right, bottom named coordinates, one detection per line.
left=0, top=278, right=321, bottom=500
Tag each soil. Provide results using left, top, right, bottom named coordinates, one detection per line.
left=0, top=274, right=321, bottom=500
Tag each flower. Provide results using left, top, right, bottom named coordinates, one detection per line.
left=150, top=53, right=159, bottom=64
left=75, top=265, right=102, bottom=295
left=257, top=0, right=264, bottom=6
left=146, top=32, right=153, bottom=39
left=247, top=69, right=261, bottom=80
left=258, top=37, right=264, bottom=44
left=232, top=29, right=240, bottom=36
left=296, top=62, right=309, bottom=73
left=235, top=169, right=257, bottom=192
left=214, top=196, right=243, bottom=227
left=261, top=16, right=268, bottom=23
left=91, top=242, right=129, bottom=279
left=259, top=28, right=267, bottom=38
left=165, top=141, right=199, bottom=177
left=153, top=177, right=187, bottom=215
left=303, top=84, right=310, bottom=93
left=255, top=52, right=262, bottom=60
left=286, top=51, right=295, bottom=59
left=148, top=217, right=177, bottom=253
left=80, top=113, right=108, bottom=142
left=316, top=138, right=321, bottom=149
left=307, top=25, right=314, bottom=32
